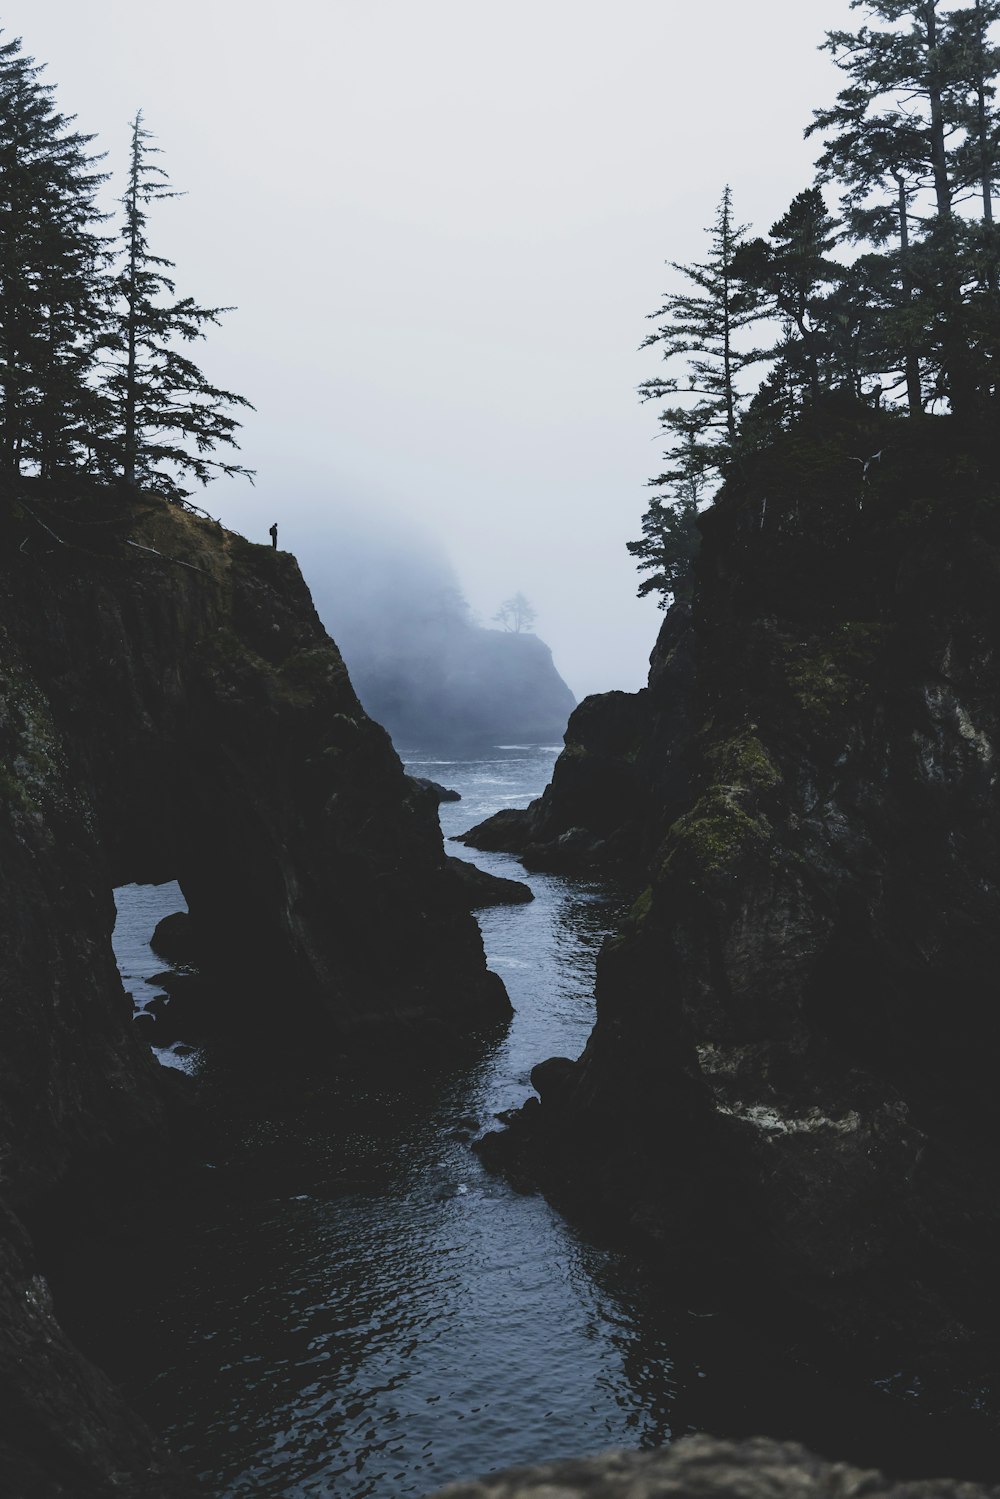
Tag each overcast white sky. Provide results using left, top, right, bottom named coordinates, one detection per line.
left=10, top=1, right=849, bottom=697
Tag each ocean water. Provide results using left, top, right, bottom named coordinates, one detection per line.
left=95, top=744, right=992, bottom=1496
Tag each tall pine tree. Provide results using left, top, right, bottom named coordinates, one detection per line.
left=808, top=1, right=1000, bottom=413
left=733, top=189, right=843, bottom=407
left=98, top=111, right=253, bottom=497
left=640, top=186, right=759, bottom=448
left=0, top=33, right=109, bottom=483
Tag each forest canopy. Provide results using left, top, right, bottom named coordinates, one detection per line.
left=630, top=0, right=1000, bottom=606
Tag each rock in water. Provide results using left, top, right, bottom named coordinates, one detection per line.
left=150, top=910, right=198, bottom=965
left=446, top=855, right=533, bottom=908
left=408, top=775, right=462, bottom=803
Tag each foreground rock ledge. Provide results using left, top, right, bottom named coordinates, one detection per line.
left=428, top=1435, right=1000, bottom=1498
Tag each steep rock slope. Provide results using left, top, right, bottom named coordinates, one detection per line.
left=456, top=602, right=694, bottom=870
left=483, top=415, right=1000, bottom=1364
left=0, top=488, right=508, bottom=1493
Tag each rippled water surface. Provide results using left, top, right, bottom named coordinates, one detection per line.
left=104, top=745, right=698, bottom=1497
left=97, top=744, right=984, bottom=1496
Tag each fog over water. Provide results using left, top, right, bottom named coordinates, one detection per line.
left=12, top=1, right=844, bottom=696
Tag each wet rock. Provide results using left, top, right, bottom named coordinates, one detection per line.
left=409, top=775, right=462, bottom=803
left=446, top=856, right=533, bottom=908
left=529, top=1055, right=578, bottom=1106
left=455, top=806, right=538, bottom=854
left=427, top=1434, right=1000, bottom=1498
left=150, top=910, right=198, bottom=966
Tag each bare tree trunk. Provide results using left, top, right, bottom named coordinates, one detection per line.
left=925, top=2, right=953, bottom=219
left=894, top=173, right=924, bottom=415
left=123, top=125, right=139, bottom=489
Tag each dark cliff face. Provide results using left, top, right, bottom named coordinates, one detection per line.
left=3, top=495, right=508, bottom=1047
left=457, top=604, right=694, bottom=871
left=486, top=415, right=1000, bottom=1364
left=0, top=490, right=509, bottom=1493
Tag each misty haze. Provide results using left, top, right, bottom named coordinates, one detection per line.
left=302, top=506, right=575, bottom=748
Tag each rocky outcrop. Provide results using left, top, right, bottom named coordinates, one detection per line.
left=410, top=775, right=462, bottom=803
left=446, top=855, right=534, bottom=908
left=0, top=1202, right=190, bottom=1498
left=456, top=604, right=694, bottom=872
left=3, top=491, right=507, bottom=1045
left=480, top=415, right=1000, bottom=1367
left=429, top=1435, right=1000, bottom=1499
left=0, top=486, right=509, bottom=1493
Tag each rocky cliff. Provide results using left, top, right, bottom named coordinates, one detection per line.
left=456, top=602, right=693, bottom=871
left=0, top=486, right=509, bottom=1494
left=480, top=412, right=1000, bottom=1373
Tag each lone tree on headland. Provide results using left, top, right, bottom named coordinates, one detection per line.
left=494, top=592, right=537, bottom=633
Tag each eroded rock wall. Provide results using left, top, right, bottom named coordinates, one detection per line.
left=486, top=416, right=1000, bottom=1361
left=0, top=489, right=509, bottom=1494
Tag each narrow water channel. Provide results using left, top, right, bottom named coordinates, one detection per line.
left=90, top=744, right=987, bottom=1497
left=100, top=744, right=695, bottom=1498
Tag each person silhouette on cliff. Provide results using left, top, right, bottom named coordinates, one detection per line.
left=269, top=522, right=278, bottom=550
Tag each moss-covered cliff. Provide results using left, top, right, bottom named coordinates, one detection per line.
left=481, top=412, right=1000, bottom=1370
left=0, top=488, right=509, bottom=1493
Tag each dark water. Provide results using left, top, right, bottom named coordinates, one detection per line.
left=103, top=745, right=688, bottom=1497
left=97, top=745, right=997, bottom=1495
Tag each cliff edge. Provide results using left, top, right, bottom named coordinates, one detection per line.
left=0, top=487, right=509, bottom=1493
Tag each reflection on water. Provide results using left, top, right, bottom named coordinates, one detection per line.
left=102, top=744, right=686, bottom=1498
left=85, top=744, right=993, bottom=1496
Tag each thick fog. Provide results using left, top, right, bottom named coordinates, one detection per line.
left=11, top=1, right=845, bottom=697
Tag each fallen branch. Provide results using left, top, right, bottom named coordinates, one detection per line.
left=126, top=538, right=210, bottom=576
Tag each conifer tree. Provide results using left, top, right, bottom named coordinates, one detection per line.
left=640, top=187, right=759, bottom=448
left=0, top=33, right=109, bottom=481
left=493, top=592, right=537, bottom=633
left=630, top=190, right=758, bottom=608
left=808, top=1, right=1000, bottom=413
left=99, top=111, right=253, bottom=497
left=626, top=429, right=704, bottom=607
left=733, top=189, right=843, bottom=406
